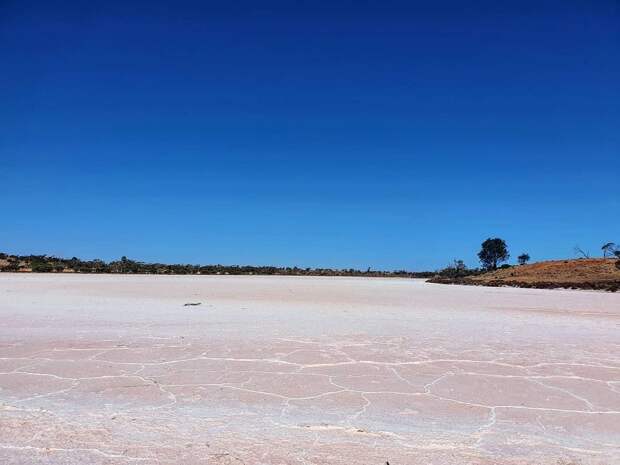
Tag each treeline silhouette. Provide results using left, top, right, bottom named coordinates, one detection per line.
left=0, top=253, right=433, bottom=278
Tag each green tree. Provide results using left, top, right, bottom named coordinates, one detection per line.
left=478, top=238, right=509, bottom=270
left=517, top=253, right=530, bottom=265
left=31, top=261, right=53, bottom=272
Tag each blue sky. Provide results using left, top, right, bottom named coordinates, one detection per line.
left=1, top=1, right=618, bottom=270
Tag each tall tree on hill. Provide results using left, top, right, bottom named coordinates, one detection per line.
left=517, top=253, right=530, bottom=265
left=478, top=238, right=510, bottom=270
left=602, top=242, right=617, bottom=258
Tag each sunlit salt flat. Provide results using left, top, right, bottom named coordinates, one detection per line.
left=1, top=274, right=619, bottom=464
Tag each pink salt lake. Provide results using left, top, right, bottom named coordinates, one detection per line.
left=1, top=274, right=619, bottom=464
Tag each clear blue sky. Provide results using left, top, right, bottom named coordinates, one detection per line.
left=1, top=1, right=618, bottom=270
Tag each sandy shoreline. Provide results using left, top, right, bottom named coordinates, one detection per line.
left=1, top=274, right=619, bottom=464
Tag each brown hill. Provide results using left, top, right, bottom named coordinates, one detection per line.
left=431, top=258, right=620, bottom=292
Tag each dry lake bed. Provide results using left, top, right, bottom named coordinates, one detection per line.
left=1, top=274, right=619, bottom=465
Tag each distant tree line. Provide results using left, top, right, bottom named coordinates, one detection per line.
left=4, top=239, right=618, bottom=278
left=0, top=252, right=434, bottom=278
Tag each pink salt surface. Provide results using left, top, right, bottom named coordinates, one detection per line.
left=0, top=274, right=619, bottom=465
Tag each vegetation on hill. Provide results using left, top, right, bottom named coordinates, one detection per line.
left=429, top=239, right=620, bottom=292
left=0, top=252, right=433, bottom=278
left=477, top=238, right=510, bottom=270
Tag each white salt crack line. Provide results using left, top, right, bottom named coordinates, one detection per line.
left=0, top=444, right=149, bottom=462
left=530, top=378, right=595, bottom=411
